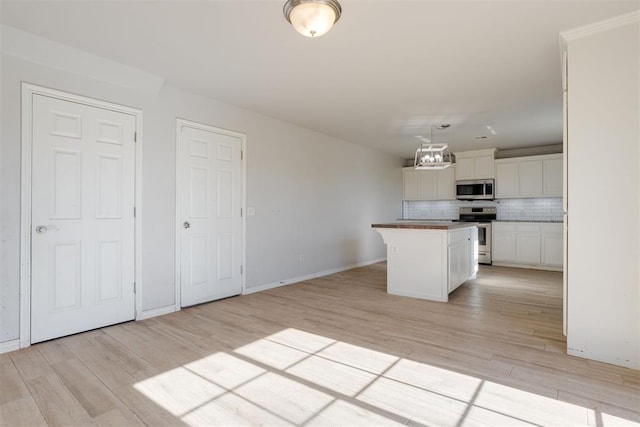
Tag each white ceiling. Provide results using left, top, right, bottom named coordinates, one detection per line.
left=1, top=0, right=638, bottom=158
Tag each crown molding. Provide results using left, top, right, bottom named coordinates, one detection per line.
left=560, top=10, right=639, bottom=44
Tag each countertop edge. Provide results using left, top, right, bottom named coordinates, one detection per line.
left=372, top=222, right=478, bottom=230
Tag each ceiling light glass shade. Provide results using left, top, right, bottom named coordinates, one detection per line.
left=283, top=0, right=342, bottom=37
left=414, top=144, right=453, bottom=170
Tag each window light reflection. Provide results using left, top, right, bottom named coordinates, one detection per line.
left=130, top=328, right=634, bottom=427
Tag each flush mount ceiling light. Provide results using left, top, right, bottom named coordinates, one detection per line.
left=414, top=124, right=453, bottom=170
left=283, top=0, right=342, bottom=37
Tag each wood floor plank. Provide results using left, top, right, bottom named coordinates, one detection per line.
left=0, top=360, right=31, bottom=405
left=59, top=333, right=141, bottom=389
left=92, top=406, right=145, bottom=427
left=509, top=365, right=640, bottom=412
left=10, top=346, right=56, bottom=382
left=35, top=341, right=76, bottom=366
left=51, top=358, right=123, bottom=417
left=26, top=373, right=95, bottom=426
left=110, top=384, right=188, bottom=427
left=1, top=263, right=639, bottom=426
left=558, top=389, right=640, bottom=424
left=0, top=397, right=48, bottom=427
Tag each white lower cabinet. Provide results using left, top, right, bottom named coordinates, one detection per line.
left=541, top=225, right=564, bottom=266
left=492, top=231, right=516, bottom=262
left=492, top=222, right=562, bottom=270
left=515, top=224, right=541, bottom=264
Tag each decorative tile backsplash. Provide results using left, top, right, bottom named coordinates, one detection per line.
left=403, top=198, right=563, bottom=222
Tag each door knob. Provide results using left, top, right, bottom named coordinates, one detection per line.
left=35, top=225, right=59, bottom=234
left=183, top=221, right=191, bottom=229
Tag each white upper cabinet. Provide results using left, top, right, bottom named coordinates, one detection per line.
left=495, top=161, right=519, bottom=197
left=454, top=149, right=496, bottom=180
left=402, top=166, right=455, bottom=201
left=519, top=159, right=544, bottom=196
left=543, top=157, right=563, bottom=196
left=495, top=153, right=563, bottom=199
left=436, top=166, right=456, bottom=200
left=403, top=168, right=420, bottom=200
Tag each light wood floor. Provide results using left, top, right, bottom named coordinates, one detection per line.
left=1, top=264, right=639, bottom=426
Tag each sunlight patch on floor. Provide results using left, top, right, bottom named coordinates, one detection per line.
left=133, top=366, right=225, bottom=416
left=132, top=327, right=637, bottom=426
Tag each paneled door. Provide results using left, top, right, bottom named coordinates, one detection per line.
left=178, top=121, right=243, bottom=307
left=31, top=94, right=136, bottom=343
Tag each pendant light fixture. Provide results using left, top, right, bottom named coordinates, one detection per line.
left=283, top=0, right=342, bottom=37
left=414, top=124, right=453, bottom=170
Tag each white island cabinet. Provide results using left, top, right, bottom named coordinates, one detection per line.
left=372, top=222, right=478, bottom=302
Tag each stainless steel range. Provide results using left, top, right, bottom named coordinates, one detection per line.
left=458, top=207, right=496, bottom=265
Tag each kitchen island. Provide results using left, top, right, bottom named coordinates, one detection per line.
left=372, top=222, right=478, bottom=302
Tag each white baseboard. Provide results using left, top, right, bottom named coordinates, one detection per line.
left=0, top=339, right=20, bottom=355
left=139, top=304, right=177, bottom=320
left=491, top=262, right=563, bottom=272
left=244, top=258, right=386, bottom=295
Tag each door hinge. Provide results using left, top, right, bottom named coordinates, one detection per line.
left=133, top=282, right=137, bottom=293
left=240, top=265, right=243, bottom=275
left=133, top=207, right=136, bottom=218
left=134, top=131, right=137, bottom=142
left=241, top=150, right=243, bottom=160
left=240, top=208, right=243, bottom=217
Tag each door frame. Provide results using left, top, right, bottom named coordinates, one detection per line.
left=174, top=118, right=246, bottom=310
left=19, top=83, right=144, bottom=348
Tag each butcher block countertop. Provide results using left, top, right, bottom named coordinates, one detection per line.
left=371, top=221, right=478, bottom=230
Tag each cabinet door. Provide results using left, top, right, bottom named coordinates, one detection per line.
left=418, top=171, right=438, bottom=200
left=436, top=166, right=455, bottom=199
left=519, top=160, right=543, bottom=197
left=455, top=157, right=475, bottom=180
left=474, top=155, right=494, bottom=179
left=492, top=232, right=517, bottom=262
left=448, top=244, right=461, bottom=292
left=542, top=233, right=563, bottom=266
left=448, top=240, right=471, bottom=292
left=516, top=232, right=541, bottom=264
left=495, top=161, right=519, bottom=198
left=460, top=239, right=471, bottom=283
left=403, top=168, right=420, bottom=200
left=543, top=158, right=563, bottom=197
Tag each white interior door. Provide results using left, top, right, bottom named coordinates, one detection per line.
left=31, top=94, right=136, bottom=344
left=178, top=122, right=243, bottom=307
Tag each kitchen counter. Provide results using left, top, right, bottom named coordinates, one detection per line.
left=372, top=222, right=478, bottom=302
left=373, top=221, right=478, bottom=230
left=492, top=220, right=562, bottom=223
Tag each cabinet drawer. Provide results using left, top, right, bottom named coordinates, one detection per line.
left=516, top=223, right=540, bottom=233
left=540, top=223, right=562, bottom=233
left=492, top=222, right=517, bottom=232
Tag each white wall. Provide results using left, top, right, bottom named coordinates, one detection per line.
left=563, top=13, right=639, bottom=369
left=0, top=50, right=402, bottom=343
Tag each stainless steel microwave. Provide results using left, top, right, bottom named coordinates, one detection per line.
left=456, top=179, right=495, bottom=200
